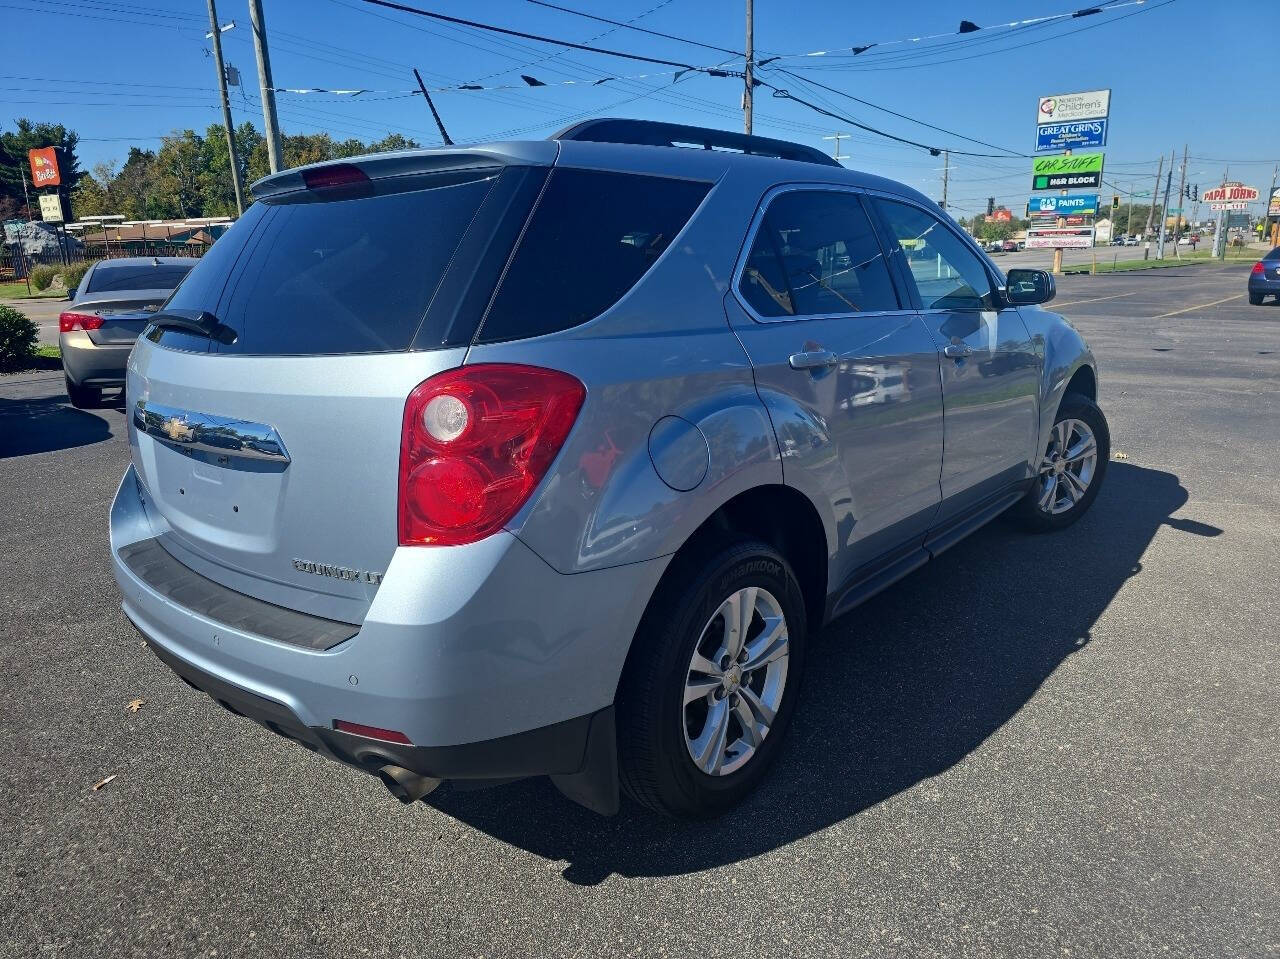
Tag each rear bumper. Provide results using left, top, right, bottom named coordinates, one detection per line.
left=1248, top=277, right=1280, bottom=294
left=109, top=465, right=667, bottom=812
left=60, top=331, right=132, bottom=387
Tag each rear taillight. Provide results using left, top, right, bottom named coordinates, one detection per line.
left=59, top=311, right=104, bottom=333
left=302, top=163, right=369, bottom=190
left=1252, top=261, right=1265, bottom=275
left=398, top=364, right=585, bottom=546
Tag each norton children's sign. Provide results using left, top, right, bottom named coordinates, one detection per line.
left=1032, top=152, right=1105, bottom=191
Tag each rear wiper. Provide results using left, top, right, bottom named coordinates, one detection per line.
left=149, top=308, right=238, bottom=345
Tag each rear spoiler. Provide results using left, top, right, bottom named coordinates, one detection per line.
left=249, top=141, right=559, bottom=200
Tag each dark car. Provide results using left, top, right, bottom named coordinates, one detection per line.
left=1248, top=246, right=1280, bottom=305
left=59, top=256, right=196, bottom=408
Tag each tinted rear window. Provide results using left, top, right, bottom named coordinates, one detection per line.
left=476, top=168, right=710, bottom=343
left=88, top=261, right=194, bottom=293
left=162, top=171, right=498, bottom=355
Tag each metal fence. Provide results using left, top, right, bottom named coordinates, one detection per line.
left=1, top=243, right=207, bottom=282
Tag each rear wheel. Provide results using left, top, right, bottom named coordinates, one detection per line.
left=64, top=375, right=101, bottom=410
left=1249, top=292, right=1265, bottom=306
left=617, top=539, right=806, bottom=819
left=1015, top=393, right=1109, bottom=532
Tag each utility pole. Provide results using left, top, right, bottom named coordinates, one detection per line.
left=1156, top=151, right=1173, bottom=260
left=1172, top=143, right=1188, bottom=251
left=413, top=69, right=454, bottom=145
left=1142, top=153, right=1164, bottom=257
left=743, top=0, right=753, bottom=134
left=206, top=0, right=244, bottom=215
left=940, top=150, right=950, bottom=211
left=248, top=0, right=284, bottom=174
left=822, top=133, right=850, bottom=163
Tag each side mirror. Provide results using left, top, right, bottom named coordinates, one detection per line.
left=1005, top=268, right=1055, bottom=306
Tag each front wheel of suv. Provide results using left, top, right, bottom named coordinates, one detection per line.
left=1015, top=393, right=1110, bottom=532
left=617, top=539, right=807, bottom=819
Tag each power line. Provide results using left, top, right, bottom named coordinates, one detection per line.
left=525, top=0, right=741, bottom=56
left=356, top=0, right=705, bottom=71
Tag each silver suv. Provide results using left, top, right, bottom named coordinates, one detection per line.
left=109, top=120, right=1107, bottom=819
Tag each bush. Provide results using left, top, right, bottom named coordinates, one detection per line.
left=0, top=303, right=39, bottom=370
left=29, top=263, right=58, bottom=291
left=62, top=261, right=93, bottom=292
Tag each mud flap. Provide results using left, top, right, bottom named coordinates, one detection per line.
left=550, top=706, right=619, bottom=815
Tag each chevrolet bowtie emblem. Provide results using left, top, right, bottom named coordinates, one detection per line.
left=162, top=417, right=194, bottom=442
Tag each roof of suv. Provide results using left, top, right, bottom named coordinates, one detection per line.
left=250, top=118, right=936, bottom=210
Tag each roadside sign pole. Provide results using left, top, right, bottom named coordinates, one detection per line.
left=1172, top=144, right=1188, bottom=256
left=1157, top=151, right=1173, bottom=260
left=1142, top=155, right=1164, bottom=257
left=1052, top=147, right=1069, bottom=275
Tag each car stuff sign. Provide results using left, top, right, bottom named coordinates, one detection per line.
left=1037, top=90, right=1110, bottom=125
left=1025, top=227, right=1094, bottom=250
left=1027, top=194, right=1099, bottom=217
left=1035, top=118, right=1108, bottom=153
left=1032, top=153, right=1104, bottom=191
left=1270, top=188, right=1280, bottom=218
left=28, top=147, right=62, bottom=187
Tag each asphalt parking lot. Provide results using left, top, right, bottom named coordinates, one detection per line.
left=2, top=263, right=1277, bottom=958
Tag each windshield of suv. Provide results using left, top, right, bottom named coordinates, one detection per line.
left=162, top=170, right=499, bottom=355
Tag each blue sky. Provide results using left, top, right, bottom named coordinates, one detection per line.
left=2, top=0, right=1275, bottom=218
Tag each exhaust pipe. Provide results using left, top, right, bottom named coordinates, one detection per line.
left=377, top=764, right=441, bottom=803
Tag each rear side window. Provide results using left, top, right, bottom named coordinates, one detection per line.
left=738, top=190, right=899, bottom=318
left=88, top=261, right=194, bottom=293
left=1269, top=246, right=1280, bottom=260
left=476, top=168, right=710, bottom=343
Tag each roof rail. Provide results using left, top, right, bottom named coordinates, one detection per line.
left=552, top=118, right=841, bottom=168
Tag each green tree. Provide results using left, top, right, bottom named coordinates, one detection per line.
left=153, top=131, right=206, bottom=219
left=0, top=119, right=81, bottom=214
left=71, top=171, right=110, bottom=218
left=367, top=132, right=421, bottom=153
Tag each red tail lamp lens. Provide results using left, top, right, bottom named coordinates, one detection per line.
left=333, top=720, right=413, bottom=745
left=398, top=364, right=586, bottom=546
left=1252, top=261, right=1265, bottom=275
left=59, top=311, right=104, bottom=333
left=302, top=163, right=369, bottom=190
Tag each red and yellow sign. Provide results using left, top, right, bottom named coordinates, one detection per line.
left=1200, top=182, right=1258, bottom=204
left=28, top=147, right=61, bottom=187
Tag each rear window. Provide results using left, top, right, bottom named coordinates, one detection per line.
left=475, top=168, right=711, bottom=343
left=162, top=171, right=498, bottom=355
left=1269, top=247, right=1280, bottom=260
left=88, top=261, right=194, bottom=293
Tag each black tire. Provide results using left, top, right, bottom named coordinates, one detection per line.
left=1249, top=292, right=1265, bottom=306
left=65, top=375, right=101, bottom=410
left=617, top=539, right=807, bottom=819
left=1014, top=393, right=1110, bottom=533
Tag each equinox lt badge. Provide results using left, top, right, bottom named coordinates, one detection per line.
left=292, top=558, right=384, bottom=585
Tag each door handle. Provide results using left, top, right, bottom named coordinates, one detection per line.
left=942, top=343, right=973, bottom=359
left=788, top=349, right=839, bottom=371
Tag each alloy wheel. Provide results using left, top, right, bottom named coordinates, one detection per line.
left=682, top=586, right=790, bottom=776
left=1036, top=417, right=1098, bottom=515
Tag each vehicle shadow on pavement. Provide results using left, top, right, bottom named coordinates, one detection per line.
left=0, top=390, right=116, bottom=459
left=428, top=463, right=1221, bottom=884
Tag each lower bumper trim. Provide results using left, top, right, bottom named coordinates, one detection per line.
left=138, top=626, right=620, bottom=814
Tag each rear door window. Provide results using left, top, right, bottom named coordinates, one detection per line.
left=475, top=168, right=711, bottom=343
left=738, top=189, right=900, bottom=318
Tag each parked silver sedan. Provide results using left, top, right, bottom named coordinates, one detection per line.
left=59, top=256, right=195, bottom=408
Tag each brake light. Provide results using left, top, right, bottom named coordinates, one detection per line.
left=302, top=163, right=369, bottom=190
left=333, top=720, right=413, bottom=745
left=398, top=364, right=585, bottom=546
left=1252, top=261, right=1265, bottom=275
left=59, top=311, right=104, bottom=333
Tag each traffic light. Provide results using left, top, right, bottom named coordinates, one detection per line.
left=1112, top=194, right=1120, bottom=209
left=1193, top=183, right=1199, bottom=200
left=986, top=197, right=995, bottom=216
